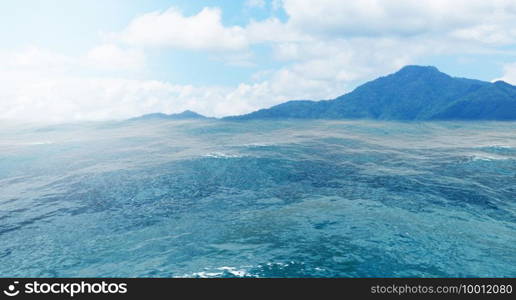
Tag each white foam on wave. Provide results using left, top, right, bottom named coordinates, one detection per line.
left=217, top=266, right=249, bottom=277
left=184, top=271, right=223, bottom=278
left=182, top=266, right=253, bottom=278
left=203, top=152, right=243, bottom=158
left=241, top=142, right=274, bottom=148
left=0, top=140, right=54, bottom=147
left=26, top=141, right=54, bottom=145
left=469, top=154, right=508, bottom=161
left=478, top=144, right=512, bottom=149
left=469, top=144, right=516, bottom=161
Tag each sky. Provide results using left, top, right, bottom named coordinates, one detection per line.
left=2, top=0, right=516, bottom=122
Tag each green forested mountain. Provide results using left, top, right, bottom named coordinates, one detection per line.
left=225, top=66, right=516, bottom=121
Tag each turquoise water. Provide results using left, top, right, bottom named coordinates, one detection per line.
left=0, top=120, right=515, bottom=277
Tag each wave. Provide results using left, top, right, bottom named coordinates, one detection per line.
left=1, top=120, right=515, bottom=277
left=203, top=152, right=244, bottom=159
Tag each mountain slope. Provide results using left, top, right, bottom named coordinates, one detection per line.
left=225, top=66, right=516, bottom=121
left=432, top=81, right=516, bottom=120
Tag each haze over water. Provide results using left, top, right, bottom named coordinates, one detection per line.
left=0, top=120, right=515, bottom=277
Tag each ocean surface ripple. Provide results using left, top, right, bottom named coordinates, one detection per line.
left=0, top=120, right=515, bottom=277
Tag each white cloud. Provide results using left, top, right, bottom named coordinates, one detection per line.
left=280, top=0, right=516, bottom=44
left=1, top=45, right=146, bottom=75
left=0, top=73, right=332, bottom=122
left=108, top=1, right=516, bottom=80
left=271, top=0, right=283, bottom=11
left=85, top=44, right=146, bottom=71
left=0, top=46, right=353, bottom=122
left=245, top=17, right=308, bottom=44
left=494, top=62, right=516, bottom=84
left=117, top=7, right=248, bottom=51
left=3, top=47, right=74, bottom=73
left=245, top=0, right=266, bottom=9
left=0, top=46, right=316, bottom=122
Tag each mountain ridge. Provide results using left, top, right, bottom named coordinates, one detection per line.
left=224, top=65, right=516, bottom=121
left=128, top=66, right=516, bottom=122
left=129, top=110, right=210, bottom=121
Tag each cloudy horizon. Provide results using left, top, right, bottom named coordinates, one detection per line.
left=2, top=0, right=516, bottom=122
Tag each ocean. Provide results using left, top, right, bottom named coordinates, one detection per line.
left=0, top=119, right=515, bottom=277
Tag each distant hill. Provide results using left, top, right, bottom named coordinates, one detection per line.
left=130, top=110, right=210, bottom=121
left=224, top=66, right=516, bottom=121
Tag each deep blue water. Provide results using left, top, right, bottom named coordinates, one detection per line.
left=0, top=120, right=515, bottom=277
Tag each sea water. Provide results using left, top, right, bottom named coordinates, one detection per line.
left=0, top=120, right=515, bottom=277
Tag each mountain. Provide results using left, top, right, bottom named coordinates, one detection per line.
left=225, top=66, right=516, bottom=121
left=130, top=110, right=209, bottom=121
